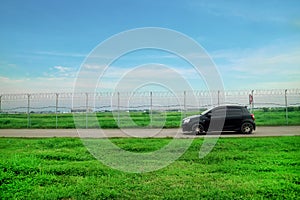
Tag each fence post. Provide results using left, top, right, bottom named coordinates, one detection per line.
left=150, top=91, right=153, bottom=127
left=117, top=92, right=120, bottom=127
left=27, top=94, right=31, bottom=128
left=285, top=89, right=288, bottom=125
left=218, top=90, right=220, bottom=106
left=85, top=93, right=88, bottom=129
left=0, top=95, right=2, bottom=113
left=55, top=93, right=59, bottom=129
left=251, top=90, right=254, bottom=113
left=184, top=91, right=186, bottom=117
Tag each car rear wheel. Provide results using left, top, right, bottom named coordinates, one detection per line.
left=192, top=124, right=205, bottom=135
left=241, top=122, right=253, bottom=134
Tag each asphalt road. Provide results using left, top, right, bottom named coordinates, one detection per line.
left=0, top=126, right=299, bottom=138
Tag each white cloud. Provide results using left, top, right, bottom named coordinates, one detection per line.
left=189, top=0, right=291, bottom=23
left=0, top=76, right=11, bottom=82
left=47, top=66, right=78, bottom=78
left=234, top=50, right=300, bottom=76
left=213, top=44, right=300, bottom=74
left=2, top=43, right=299, bottom=94
left=93, top=64, right=207, bottom=91
left=82, top=64, right=104, bottom=70
left=0, top=76, right=75, bottom=94
left=210, top=44, right=300, bottom=89
left=0, top=65, right=79, bottom=93
left=53, top=66, right=72, bottom=73
left=35, top=51, right=87, bottom=58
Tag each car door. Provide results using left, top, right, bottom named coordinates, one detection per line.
left=209, top=108, right=227, bottom=131
left=225, top=108, right=243, bottom=130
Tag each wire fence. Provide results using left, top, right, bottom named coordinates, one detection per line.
left=0, top=89, right=299, bottom=128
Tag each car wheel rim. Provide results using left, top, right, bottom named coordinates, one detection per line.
left=194, top=125, right=203, bottom=134
left=242, top=124, right=252, bottom=133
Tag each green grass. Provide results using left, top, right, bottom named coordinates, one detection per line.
left=0, top=108, right=300, bottom=128
left=0, top=136, right=299, bottom=199
left=253, top=108, right=300, bottom=126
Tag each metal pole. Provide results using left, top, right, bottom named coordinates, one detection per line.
left=27, top=94, right=31, bottom=128
left=0, top=95, right=2, bottom=113
left=55, top=93, right=59, bottom=129
left=184, top=91, right=186, bottom=117
left=150, top=91, right=153, bottom=127
left=86, top=93, right=88, bottom=129
left=117, top=92, right=120, bottom=127
left=285, top=89, right=288, bottom=125
left=218, top=90, right=220, bottom=106
left=251, top=90, right=254, bottom=113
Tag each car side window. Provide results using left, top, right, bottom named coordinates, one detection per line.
left=227, top=108, right=242, bottom=117
left=211, top=108, right=226, bottom=117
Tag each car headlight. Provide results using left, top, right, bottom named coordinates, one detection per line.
left=183, top=118, right=190, bottom=124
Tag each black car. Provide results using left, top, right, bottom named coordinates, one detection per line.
left=182, top=105, right=256, bottom=134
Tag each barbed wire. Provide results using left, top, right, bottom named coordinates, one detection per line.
left=0, top=89, right=299, bottom=114
left=1, top=88, right=300, bottom=97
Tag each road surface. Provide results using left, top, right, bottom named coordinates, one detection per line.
left=0, top=126, right=299, bottom=138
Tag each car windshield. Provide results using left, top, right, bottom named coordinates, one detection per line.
left=200, top=108, right=213, bottom=115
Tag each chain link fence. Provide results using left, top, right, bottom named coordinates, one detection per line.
left=0, top=89, right=299, bottom=128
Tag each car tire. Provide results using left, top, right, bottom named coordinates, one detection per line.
left=240, top=122, right=253, bottom=134
left=192, top=124, right=205, bottom=135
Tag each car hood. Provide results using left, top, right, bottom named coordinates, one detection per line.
left=185, top=115, right=201, bottom=120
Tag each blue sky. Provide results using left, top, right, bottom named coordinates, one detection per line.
left=0, top=0, right=299, bottom=93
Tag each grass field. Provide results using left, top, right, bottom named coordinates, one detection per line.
left=0, top=136, right=299, bottom=199
left=0, top=108, right=300, bottom=129
left=253, top=108, right=300, bottom=126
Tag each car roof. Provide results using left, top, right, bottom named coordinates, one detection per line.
left=212, top=105, right=247, bottom=109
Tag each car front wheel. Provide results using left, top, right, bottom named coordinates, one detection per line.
left=241, top=122, right=253, bottom=134
left=192, top=124, right=205, bottom=135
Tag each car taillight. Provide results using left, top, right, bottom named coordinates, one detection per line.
left=251, top=114, right=255, bottom=121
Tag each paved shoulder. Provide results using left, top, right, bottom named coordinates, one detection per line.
left=0, top=126, right=299, bottom=138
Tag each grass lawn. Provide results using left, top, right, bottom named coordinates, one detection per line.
left=0, top=136, right=299, bottom=199
left=0, top=108, right=300, bottom=129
